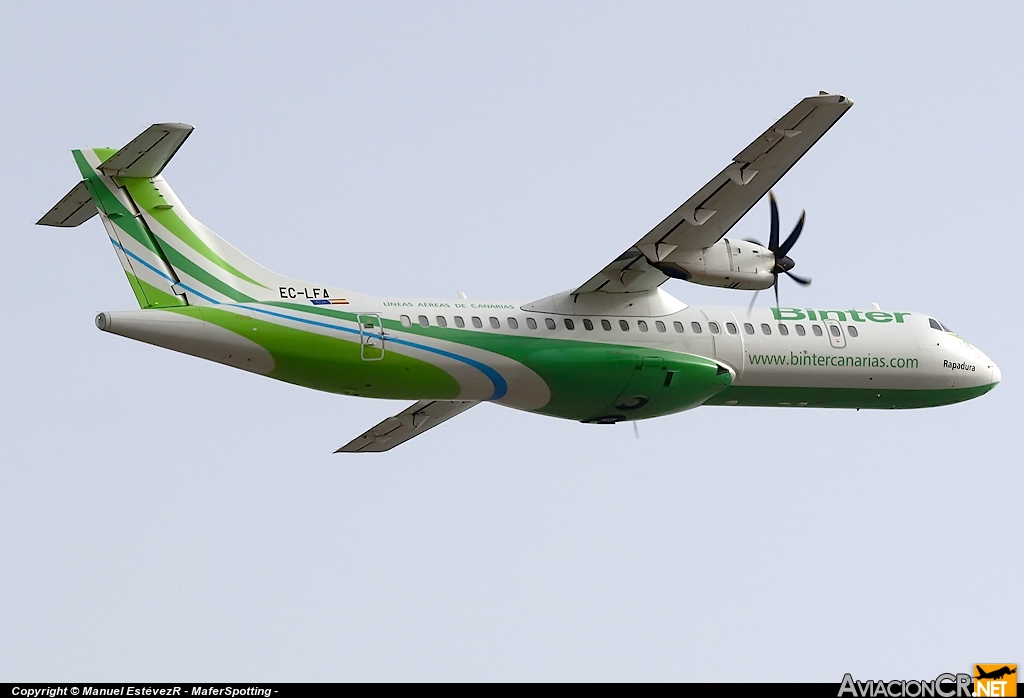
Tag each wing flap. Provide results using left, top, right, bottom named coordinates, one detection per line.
left=98, top=123, right=194, bottom=178
left=336, top=400, right=479, bottom=453
left=572, top=93, right=853, bottom=295
left=37, top=180, right=98, bottom=227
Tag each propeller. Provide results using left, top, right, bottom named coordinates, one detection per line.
left=745, top=191, right=812, bottom=310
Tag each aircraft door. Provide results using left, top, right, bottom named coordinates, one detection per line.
left=357, top=313, right=385, bottom=361
left=613, top=357, right=665, bottom=412
left=824, top=320, right=847, bottom=349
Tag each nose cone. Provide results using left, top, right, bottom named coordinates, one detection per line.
left=971, top=345, right=1000, bottom=388
left=952, top=337, right=999, bottom=390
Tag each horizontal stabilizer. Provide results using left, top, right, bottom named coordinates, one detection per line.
left=336, top=400, right=478, bottom=453
left=98, top=123, right=194, bottom=177
left=37, top=180, right=98, bottom=227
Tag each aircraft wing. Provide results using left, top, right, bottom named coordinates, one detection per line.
left=572, top=93, right=853, bottom=294
left=336, top=400, right=479, bottom=453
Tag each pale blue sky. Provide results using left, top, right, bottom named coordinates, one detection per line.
left=1, top=0, right=1020, bottom=680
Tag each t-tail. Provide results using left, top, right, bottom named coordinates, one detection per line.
left=38, top=123, right=361, bottom=309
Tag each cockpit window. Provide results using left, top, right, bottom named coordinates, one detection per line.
left=929, top=318, right=945, bottom=331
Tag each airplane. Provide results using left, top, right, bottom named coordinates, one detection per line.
left=38, top=92, right=1000, bottom=452
left=975, top=666, right=1017, bottom=681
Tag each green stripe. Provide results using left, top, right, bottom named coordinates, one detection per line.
left=267, top=304, right=726, bottom=419
left=264, top=301, right=358, bottom=322
left=165, top=306, right=460, bottom=399
left=120, top=178, right=267, bottom=289
left=155, top=238, right=254, bottom=303
left=704, top=383, right=998, bottom=409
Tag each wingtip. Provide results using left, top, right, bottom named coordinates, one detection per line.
left=813, top=92, right=854, bottom=106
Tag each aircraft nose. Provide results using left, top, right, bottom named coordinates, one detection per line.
left=990, top=361, right=1001, bottom=385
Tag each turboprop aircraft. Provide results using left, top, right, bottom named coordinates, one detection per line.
left=38, top=92, right=1000, bottom=452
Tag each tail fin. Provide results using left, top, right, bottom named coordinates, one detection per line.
left=39, top=123, right=350, bottom=308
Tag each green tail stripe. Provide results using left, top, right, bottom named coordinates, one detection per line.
left=264, top=300, right=359, bottom=323
left=121, top=178, right=267, bottom=289
left=155, top=236, right=254, bottom=303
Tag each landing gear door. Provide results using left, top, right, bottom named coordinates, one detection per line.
left=824, top=320, right=847, bottom=348
left=357, top=313, right=385, bottom=361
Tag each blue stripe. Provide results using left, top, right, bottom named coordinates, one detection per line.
left=109, top=237, right=508, bottom=400
left=109, top=237, right=220, bottom=304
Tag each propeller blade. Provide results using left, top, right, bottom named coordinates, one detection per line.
left=785, top=270, right=812, bottom=286
left=769, top=192, right=780, bottom=252
left=776, top=211, right=806, bottom=259
left=747, top=289, right=760, bottom=315
left=773, top=275, right=779, bottom=308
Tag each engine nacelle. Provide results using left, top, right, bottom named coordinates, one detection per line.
left=649, top=238, right=776, bottom=290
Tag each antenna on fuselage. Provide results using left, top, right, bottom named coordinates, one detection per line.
left=458, top=291, right=467, bottom=300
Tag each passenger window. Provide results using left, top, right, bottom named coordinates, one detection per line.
left=812, top=324, right=823, bottom=336
left=454, top=316, right=465, bottom=328
left=545, top=318, right=556, bottom=330
left=673, top=321, right=684, bottom=333
left=436, top=316, right=448, bottom=328
left=830, top=325, right=841, bottom=337
left=400, top=315, right=412, bottom=327
left=583, top=319, right=594, bottom=330
left=795, top=324, right=806, bottom=336
left=472, top=316, right=483, bottom=328
left=601, top=319, right=612, bottom=331
left=761, top=323, right=771, bottom=335
left=526, top=317, right=537, bottom=330
left=619, top=320, right=629, bottom=331
left=638, top=320, right=648, bottom=332
left=508, top=317, right=519, bottom=329
left=709, top=321, right=720, bottom=334
left=744, top=323, right=754, bottom=335
left=564, top=319, right=575, bottom=330
left=691, top=322, right=703, bottom=333
left=847, top=326, right=859, bottom=337
left=929, top=318, right=943, bottom=331
left=726, top=322, right=737, bottom=335
left=418, top=315, right=429, bottom=328
left=778, top=324, right=789, bottom=336
left=656, top=321, right=666, bottom=333
left=489, top=317, right=500, bottom=329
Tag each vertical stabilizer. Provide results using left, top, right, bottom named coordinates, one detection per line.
left=78, top=147, right=188, bottom=309
left=39, top=123, right=367, bottom=309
